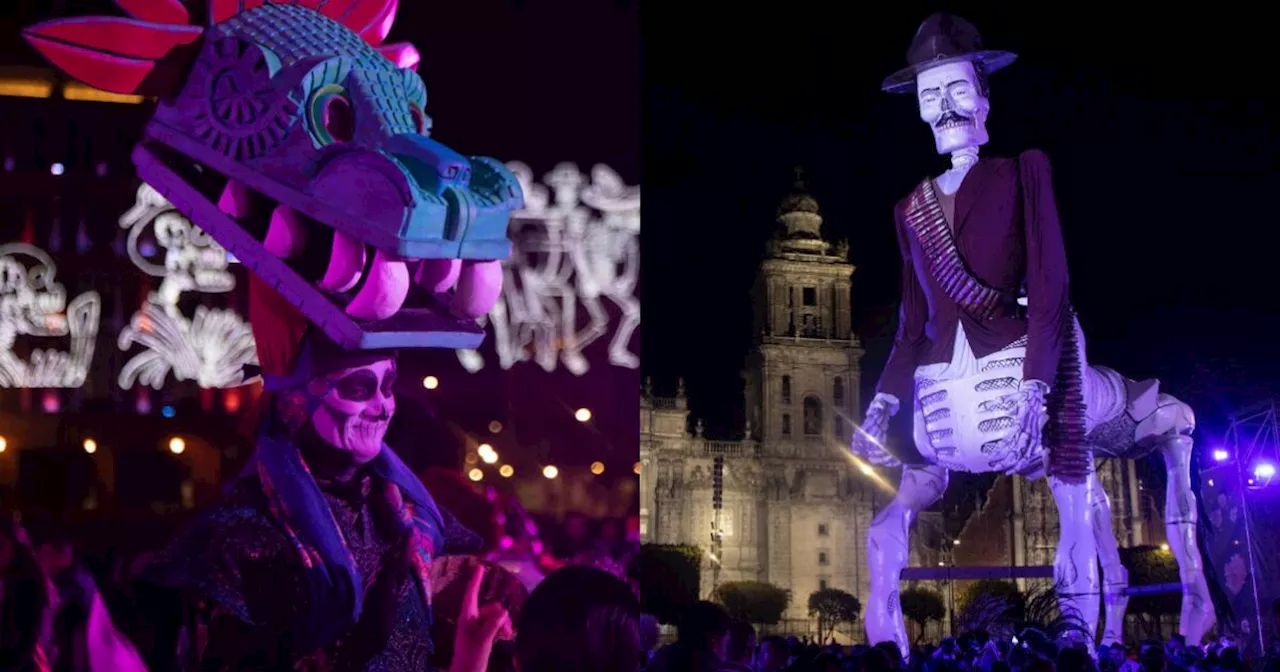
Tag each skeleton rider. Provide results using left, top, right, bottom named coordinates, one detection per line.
left=850, top=14, right=1100, bottom=656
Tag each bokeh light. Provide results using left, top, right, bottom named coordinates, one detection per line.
left=478, top=443, right=498, bottom=464
left=468, top=468, right=484, bottom=482
left=488, top=420, right=503, bottom=433
left=83, top=439, right=97, bottom=454
left=542, top=465, right=559, bottom=479
left=574, top=408, right=592, bottom=422
left=499, top=464, right=514, bottom=478
left=633, top=461, right=641, bottom=474
left=422, top=376, right=439, bottom=390
left=590, top=461, right=605, bottom=475
left=168, top=437, right=186, bottom=455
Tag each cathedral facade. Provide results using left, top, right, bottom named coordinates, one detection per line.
left=638, top=172, right=1155, bottom=626
left=640, top=174, right=888, bottom=622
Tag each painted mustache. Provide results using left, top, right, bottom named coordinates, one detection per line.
left=934, top=111, right=973, bottom=129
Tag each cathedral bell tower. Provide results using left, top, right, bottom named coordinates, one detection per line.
left=743, top=168, right=863, bottom=451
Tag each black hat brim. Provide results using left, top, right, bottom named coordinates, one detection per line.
left=881, top=50, right=1017, bottom=94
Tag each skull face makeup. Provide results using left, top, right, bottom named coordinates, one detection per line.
left=916, top=61, right=990, bottom=156
left=309, top=358, right=397, bottom=464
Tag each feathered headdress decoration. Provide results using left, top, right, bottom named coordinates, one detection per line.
left=23, top=0, right=420, bottom=99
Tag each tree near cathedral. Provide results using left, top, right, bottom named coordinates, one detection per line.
left=638, top=544, right=703, bottom=624
left=712, top=581, right=791, bottom=626
left=899, top=587, right=946, bottom=643
left=807, top=588, right=861, bottom=643
left=1119, top=545, right=1181, bottom=640
left=958, top=580, right=1024, bottom=614
left=956, top=580, right=1025, bottom=637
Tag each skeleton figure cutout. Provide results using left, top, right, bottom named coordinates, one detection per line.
left=0, top=243, right=101, bottom=388
left=457, top=162, right=640, bottom=376
left=853, top=14, right=1212, bottom=656
left=117, top=183, right=258, bottom=390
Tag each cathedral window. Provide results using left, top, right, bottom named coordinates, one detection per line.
left=781, top=414, right=792, bottom=435
left=800, top=313, right=821, bottom=338
left=817, top=523, right=829, bottom=537
left=833, top=377, right=844, bottom=405
left=818, top=550, right=829, bottom=566
left=781, top=375, right=792, bottom=404
left=718, top=508, right=734, bottom=537
left=802, top=287, right=817, bottom=306
left=834, top=415, right=845, bottom=440
left=818, top=577, right=829, bottom=591
left=803, top=397, right=822, bottom=435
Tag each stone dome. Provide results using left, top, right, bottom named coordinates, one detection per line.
left=778, top=188, right=820, bottom=216
left=776, top=166, right=823, bottom=239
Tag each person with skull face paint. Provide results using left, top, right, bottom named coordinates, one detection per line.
left=138, top=275, right=506, bottom=671
left=851, top=13, right=1102, bottom=658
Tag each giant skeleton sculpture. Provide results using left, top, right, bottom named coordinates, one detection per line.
left=850, top=14, right=1212, bottom=656
left=26, top=0, right=521, bottom=668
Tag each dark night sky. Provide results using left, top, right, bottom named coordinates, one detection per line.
left=643, top=4, right=1280, bottom=451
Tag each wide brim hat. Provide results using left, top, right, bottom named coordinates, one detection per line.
left=881, top=13, right=1017, bottom=94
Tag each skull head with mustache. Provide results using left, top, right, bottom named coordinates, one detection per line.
left=303, top=358, right=397, bottom=464
left=917, top=60, right=990, bottom=155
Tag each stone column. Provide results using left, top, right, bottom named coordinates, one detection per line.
left=1126, top=459, right=1144, bottom=545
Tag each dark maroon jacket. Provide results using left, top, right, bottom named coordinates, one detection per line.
left=876, top=150, right=1071, bottom=403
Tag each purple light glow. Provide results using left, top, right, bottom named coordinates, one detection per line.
left=1254, top=462, right=1276, bottom=479
left=1212, top=449, right=1230, bottom=462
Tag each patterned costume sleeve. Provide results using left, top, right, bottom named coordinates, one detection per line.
left=438, top=506, right=484, bottom=556
left=876, top=200, right=930, bottom=403
left=1018, top=149, right=1071, bottom=386
left=141, top=485, right=312, bottom=669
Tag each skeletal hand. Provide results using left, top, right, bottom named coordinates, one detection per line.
left=851, top=393, right=901, bottom=468
left=992, top=379, right=1050, bottom=475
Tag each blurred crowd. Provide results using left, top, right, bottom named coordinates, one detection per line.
left=643, top=601, right=1280, bottom=672
left=0, top=469, right=642, bottom=671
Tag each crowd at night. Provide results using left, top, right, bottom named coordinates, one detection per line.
left=3, top=0, right=1280, bottom=671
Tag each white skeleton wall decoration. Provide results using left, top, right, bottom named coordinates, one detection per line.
left=0, top=243, right=101, bottom=388
left=456, top=162, right=639, bottom=376
left=116, top=182, right=259, bottom=389
left=853, top=14, right=1212, bottom=656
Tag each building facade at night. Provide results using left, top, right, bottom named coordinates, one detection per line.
left=640, top=175, right=885, bottom=622
left=639, top=174, right=1155, bottom=626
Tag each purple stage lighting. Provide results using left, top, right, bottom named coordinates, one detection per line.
left=1212, top=448, right=1230, bottom=462
left=1253, top=462, right=1276, bottom=480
